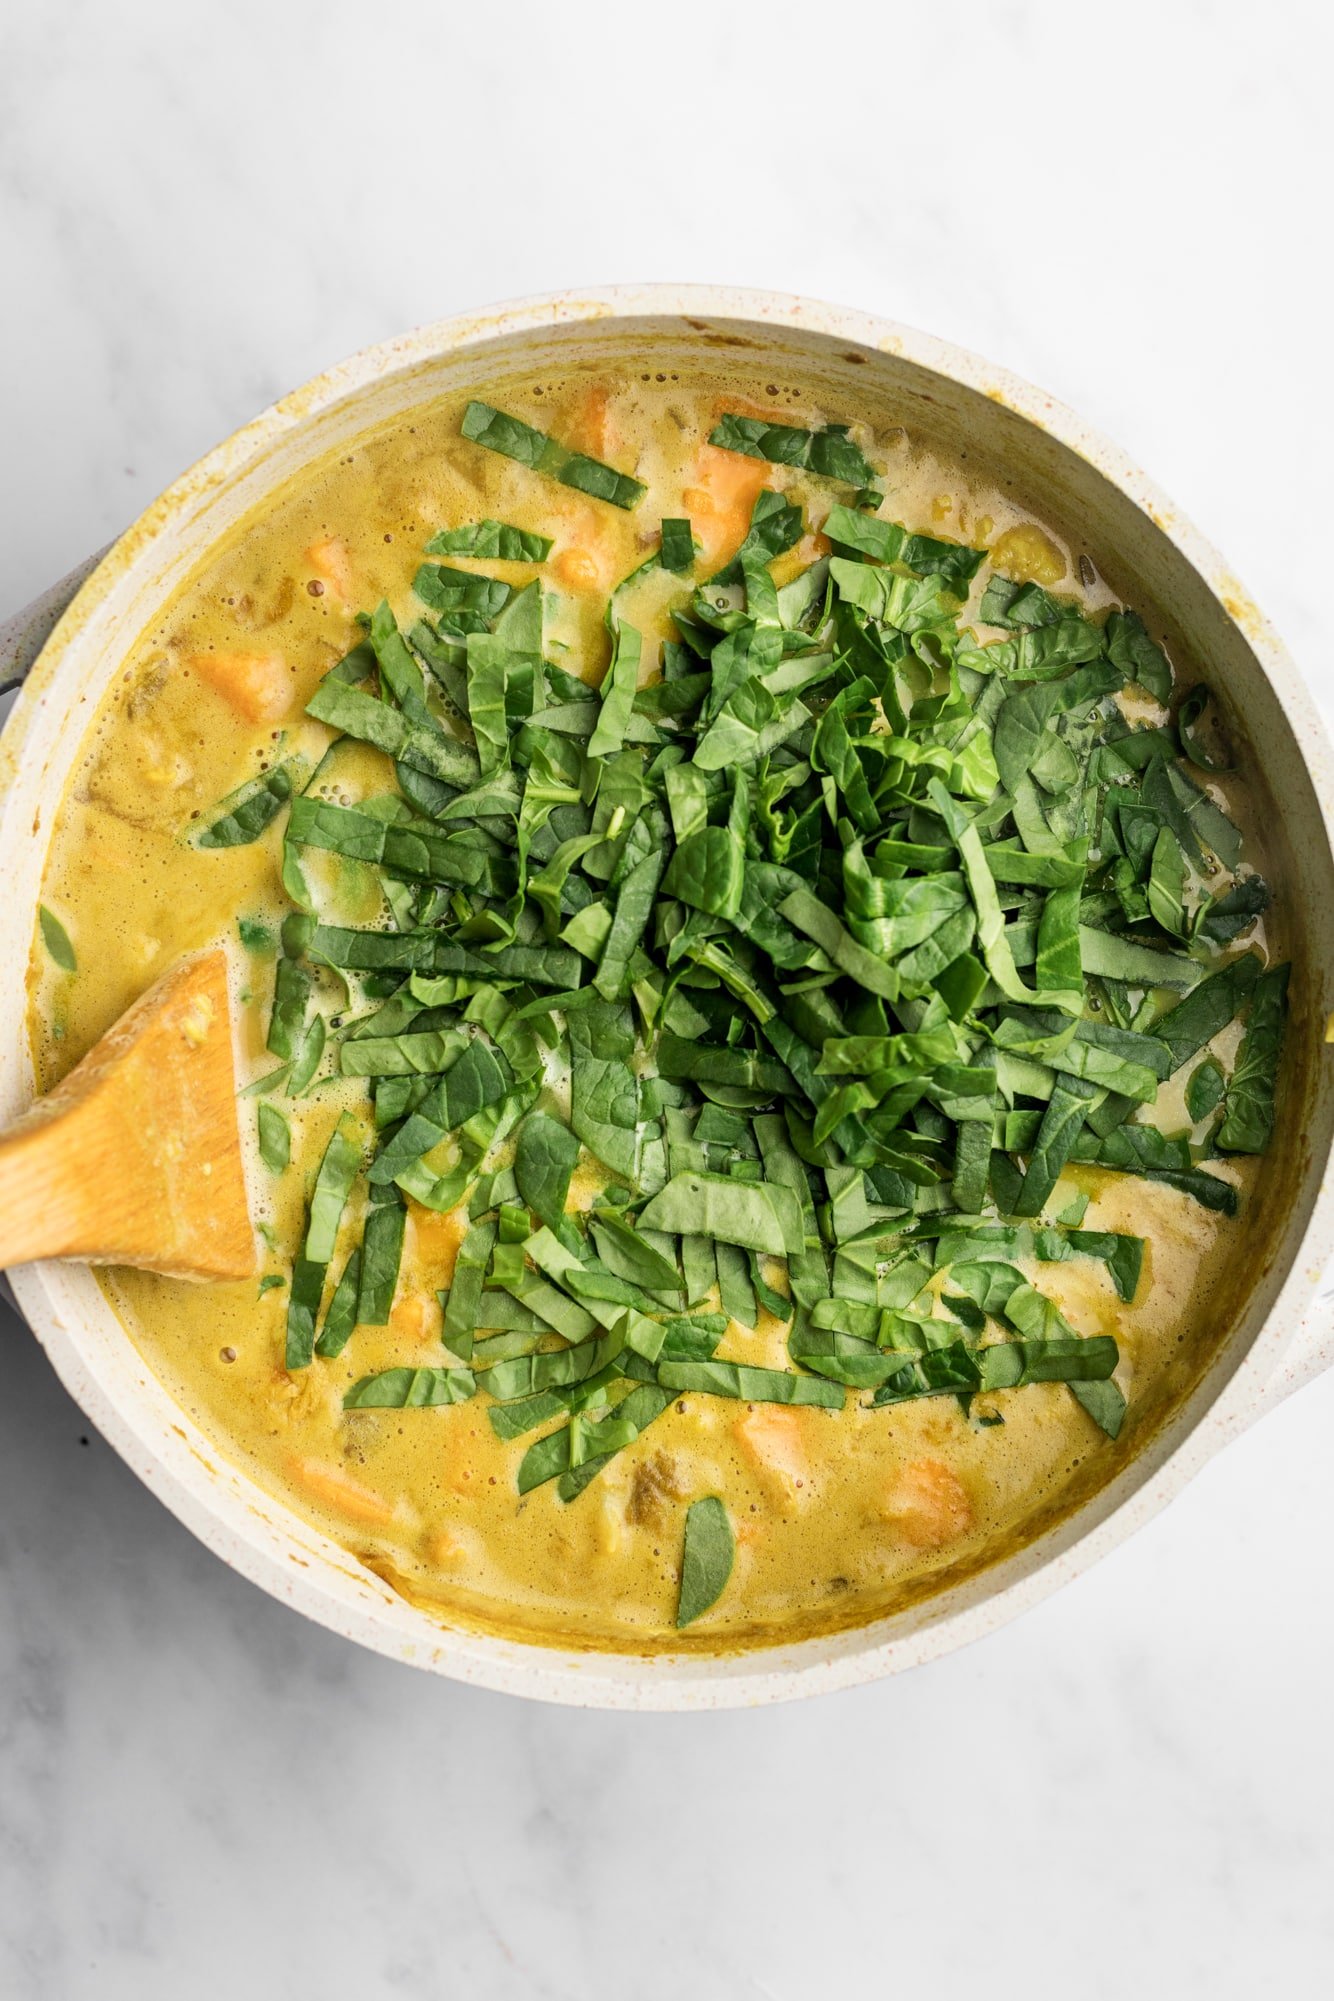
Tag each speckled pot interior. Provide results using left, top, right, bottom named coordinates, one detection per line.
left=3, top=287, right=1332, bottom=1708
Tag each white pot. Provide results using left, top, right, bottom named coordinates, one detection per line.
left=3, top=286, right=1331, bottom=1709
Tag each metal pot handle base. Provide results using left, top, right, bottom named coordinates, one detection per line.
left=1, top=547, right=113, bottom=694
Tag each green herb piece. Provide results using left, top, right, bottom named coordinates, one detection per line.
left=1068, top=1231, right=1144, bottom=1303
left=357, top=1198, right=405, bottom=1326
left=426, top=520, right=553, bottom=562
left=339, top=1031, right=466, bottom=1079
left=830, top=559, right=961, bottom=634
left=307, top=923, right=579, bottom=988
left=285, top=1116, right=361, bottom=1370
left=558, top=1385, right=676, bottom=1499
left=305, top=677, right=481, bottom=790
left=284, top=1258, right=325, bottom=1370
left=1147, top=826, right=1188, bottom=936
left=287, top=1011, right=327, bottom=1095
left=237, top=916, right=273, bottom=952
left=588, top=619, right=643, bottom=759
left=304, top=1117, right=361, bottom=1265
left=637, top=1172, right=797, bottom=1257
left=442, top=1220, right=496, bottom=1361
left=823, top=503, right=985, bottom=592
left=660, top=518, right=695, bottom=573
left=656, top=1360, right=842, bottom=1407
left=315, top=1250, right=362, bottom=1358
left=709, top=489, right=804, bottom=584
left=514, top=1111, right=581, bottom=1229
left=1143, top=758, right=1241, bottom=870
left=979, top=575, right=1065, bottom=628
left=567, top=1000, right=641, bottom=1185
left=1194, top=876, right=1267, bottom=947
left=461, top=400, right=645, bottom=509
left=590, top=1213, right=683, bottom=1296
left=1078, top=927, right=1200, bottom=991
left=1154, top=955, right=1260, bottom=1072
left=485, top=1325, right=626, bottom=1401
left=1218, top=963, right=1288, bottom=1152
left=778, top=887, right=900, bottom=1001
left=257, top=1102, right=290, bottom=1173
left=487, top=1389, right=568, bottom=1441
left=344, top=1366, right=475, bottom=1408
left=38, top=906, right=76, bottom=973
left=676, top=1495, right=735, bottom=1627
left=1185, top=1056, right=1227, bottom=1122
left=710, top=413, right=876, bottom=487
left=197, top=765, right=294, bottom=848
left=1002, top=1283, right=1126, bottom=1437
left=412, top=565, right=511, bottom=620
left=1105, top=610, right=1173, bottom=705
left=288, top=796, right=514, bottom=896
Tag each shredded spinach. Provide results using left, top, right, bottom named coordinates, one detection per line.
left=426, top=520, right=553, bottom=562
left=197, top=765, right=294, bottom=849
left=39, top=905, right=77, bottom=973
left=710, top=413, right=877, bottom=487
left=229, top=396, right=1288, bottom=1516
left=462, top=401, right=645, bottom=509
left=676, top=1496, right=735, bottom=1627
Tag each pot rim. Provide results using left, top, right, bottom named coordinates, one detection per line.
left=6, top=283, right=1334, bottom=1709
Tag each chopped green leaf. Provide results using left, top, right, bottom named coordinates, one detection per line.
left=257, top=1102, right=290, bottom=1173
left=710, top=414, right=876, bottom=487
left=426, top=520, right=553, bottom=562
left=462, top=400, right=645, bottom=509
left=197, top=765, right=294, bottom=849
left=38, top=906, right=76, bottom=973
left=676, top=1495, right=735, bottom=1626
left=344, top=1366, right=475, bottom=1408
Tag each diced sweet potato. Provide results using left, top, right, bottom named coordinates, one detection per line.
left=424, top=1526, right=466, bottom=1569
left=389, top=1290, right=438, bottom=1344
left=882, top=1456, right=973, bottom=1550
left=567, top=382, right=617, bottom=460
left=681, top=443, right=774, bottom=570
left=305, top=536, right=354, bottom=604
left=552, top=501, right=620, bottom=596
left=287, top=1455, right=395, bottom=1526
left=734, top=1406, right=809, bottom=1500
left=189, top=649, right=292, bottom=724
left=552, top=545, right=603, bottom=593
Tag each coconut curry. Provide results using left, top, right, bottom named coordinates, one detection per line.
left=27, top=361, right=1290, bottom=1652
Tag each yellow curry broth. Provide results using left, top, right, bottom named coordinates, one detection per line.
left=27, top=365, right=1277, bottom=1653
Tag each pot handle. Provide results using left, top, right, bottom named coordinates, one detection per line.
left=0, top=545, right=113, bottom=694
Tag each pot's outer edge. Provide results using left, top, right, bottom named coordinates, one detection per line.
left=3, top=283, right=1333, bottom=1710
left=0, top=545, right=113, bottom=692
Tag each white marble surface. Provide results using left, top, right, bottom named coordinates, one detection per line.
left=2, top=2, right=1333, bottom=1994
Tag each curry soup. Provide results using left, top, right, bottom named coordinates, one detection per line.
left=27, top=362, right=1289, bottom=1652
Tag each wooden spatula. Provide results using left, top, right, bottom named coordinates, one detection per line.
left=0, top=949, right=255, bottom=1280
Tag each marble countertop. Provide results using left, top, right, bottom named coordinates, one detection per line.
left=2, top=3, right=1331, bottom=1995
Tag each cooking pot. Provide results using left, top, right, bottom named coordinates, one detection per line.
left=3, top=286, right=1331, bottom=1708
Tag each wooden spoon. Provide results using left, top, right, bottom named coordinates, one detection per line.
left=0, top=949, right=255, bottom=1280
